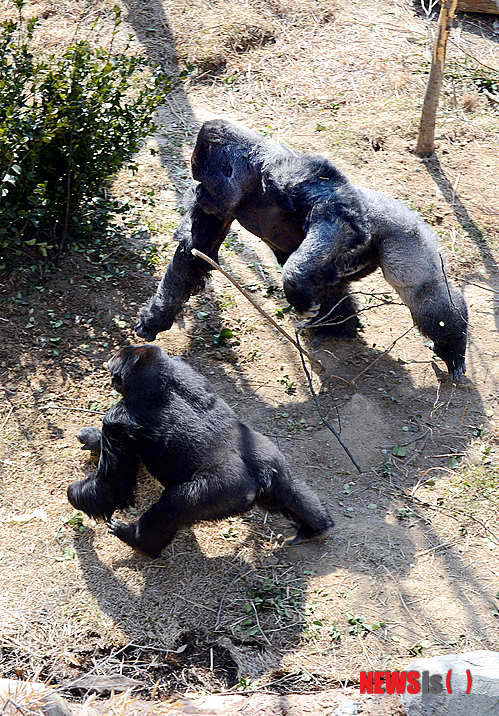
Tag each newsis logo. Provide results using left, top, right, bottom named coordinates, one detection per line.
left=359, top=669, right=472, bottom=696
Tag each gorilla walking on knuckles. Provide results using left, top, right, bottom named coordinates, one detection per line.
left=68, top=344, right=334, bottom=558
left=135, top=119, right=468, bottom=380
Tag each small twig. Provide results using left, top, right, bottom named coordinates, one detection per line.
left=171, top=592, right=217, bottom=612
left=447, top=36, right=499, bottom=74
left=451, top=172, right=460, bottom=206
left=357, top=632, right=375, bottom=669
left=191, top=249, right=325, bottom=372
left=0, top=404, right=13, bottom=430
left=466, top=281, right=499, bottom=296
left=250, top=601, right=272, bottom=646
left=460, top=401, right=469, bottom=427
left=351, top=326, right=415, bottom=384
left=301, top=291, right=402, bottom=333
left=439, top=255, right=467, bottom=324
left=415, top=537, right=462, bottom=558
left=1, top=698, right=33, bottom=716
left=402, top=491, right=499, bottom=546
left=398, top=591, right=421, bottom=625
left=53, top=642, right=134, bottom=694
left=483, top=89, right=499, bottom=106
left=296, top=329, right=362, bottom=474
left=410, top=466, right=455, bottom=495
left=214, top=567, right=253, bottom=629
left=425, top=453, right=465, bottom=459
left=60, top=132, right=73, bottom=251
left=40, top=405, right=106, bottom=415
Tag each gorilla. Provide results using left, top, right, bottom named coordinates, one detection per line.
left=67, top=344, right=334, bottom=557
left=135, top=119, right=468, bottom=380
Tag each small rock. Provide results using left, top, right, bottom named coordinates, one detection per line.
left=332, top=700, right=359, bottom=716
left=0, top=678, right=73, bottom=716
left=66, top=675, right=142, bottom=695
left=399, top=650, right=499, bottom=716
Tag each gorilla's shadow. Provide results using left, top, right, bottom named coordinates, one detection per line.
left=71, top=516, right=340, bottom=682
left=422, top=153, right=499, bottom=332
left=120, top=0, right=201, bottom=191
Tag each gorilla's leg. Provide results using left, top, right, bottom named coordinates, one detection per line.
left=135, top=188, right=233, bottom=341
left=108, top=461, right=259, bottom=558
left=256, top=466, right=334, bottom=546
left=310, top=282, right=361, bottom=337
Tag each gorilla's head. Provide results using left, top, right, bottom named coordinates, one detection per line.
left=107, top=344, right=165, bottom=396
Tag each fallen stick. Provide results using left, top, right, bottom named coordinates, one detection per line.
left=191, top=248, right=325, bottom=372
left=192, top=248, right=362, bottom=473
left=40, top=405, right=106, bottom=415
left=351, top=326, right=415, bottom=384
left=296, top=329, right=362, bottom=474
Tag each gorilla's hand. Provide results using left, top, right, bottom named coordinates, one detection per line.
left=77, top=427, right=102, bottom=452
left=433, top=340, right=467, bottom=382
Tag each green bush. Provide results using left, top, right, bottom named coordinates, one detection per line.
left=0, top=0, right=171, bottom=268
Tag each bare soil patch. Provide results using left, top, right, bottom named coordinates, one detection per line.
left=1, top=0, right=499, bottom=711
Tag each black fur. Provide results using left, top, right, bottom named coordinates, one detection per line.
left=135, top=119, right=468, bottom=380
left=68, top=345, right=334, bottom=557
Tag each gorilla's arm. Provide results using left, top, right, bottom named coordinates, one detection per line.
left=359, top=187, right=468, bottom=380
left=68, top=410, right=139, bottom=521
left=281, top=220, right=339, bottom=316
left=135, top=120, right=272, bottom=341
left=282, top=212, right=375, bottom=316
left=135, top=187, right=233, bottom=341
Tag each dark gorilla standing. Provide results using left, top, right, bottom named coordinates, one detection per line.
left=68, top=345, right=334, bottom=557
left=135, top=119, right=468, bottom=380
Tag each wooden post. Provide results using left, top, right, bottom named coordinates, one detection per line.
left=455, top=0, right=499, bottom=12
left=416, top=0, right=459, bottom=157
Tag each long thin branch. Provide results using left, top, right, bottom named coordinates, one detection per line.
left=402, top=490, right=499, bottom=546
left=191, top=249, right=324, bottom=372
left=466, top=281, right=499, bottom=296
left=192, top=248, right=363, bottom=473
left=296, top=329, right=362, bottom=474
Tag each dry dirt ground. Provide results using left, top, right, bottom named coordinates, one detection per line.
left=1, top=0, right=499, bottom=711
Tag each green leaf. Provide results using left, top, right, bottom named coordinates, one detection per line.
left=214, top=328, right=234, bottom=345
left=392, top=445, right=406, bottom=457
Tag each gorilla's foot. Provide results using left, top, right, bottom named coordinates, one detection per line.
left=107, top=518, right=161, bottom=558
left=287, top=522, right=335, bottom=546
